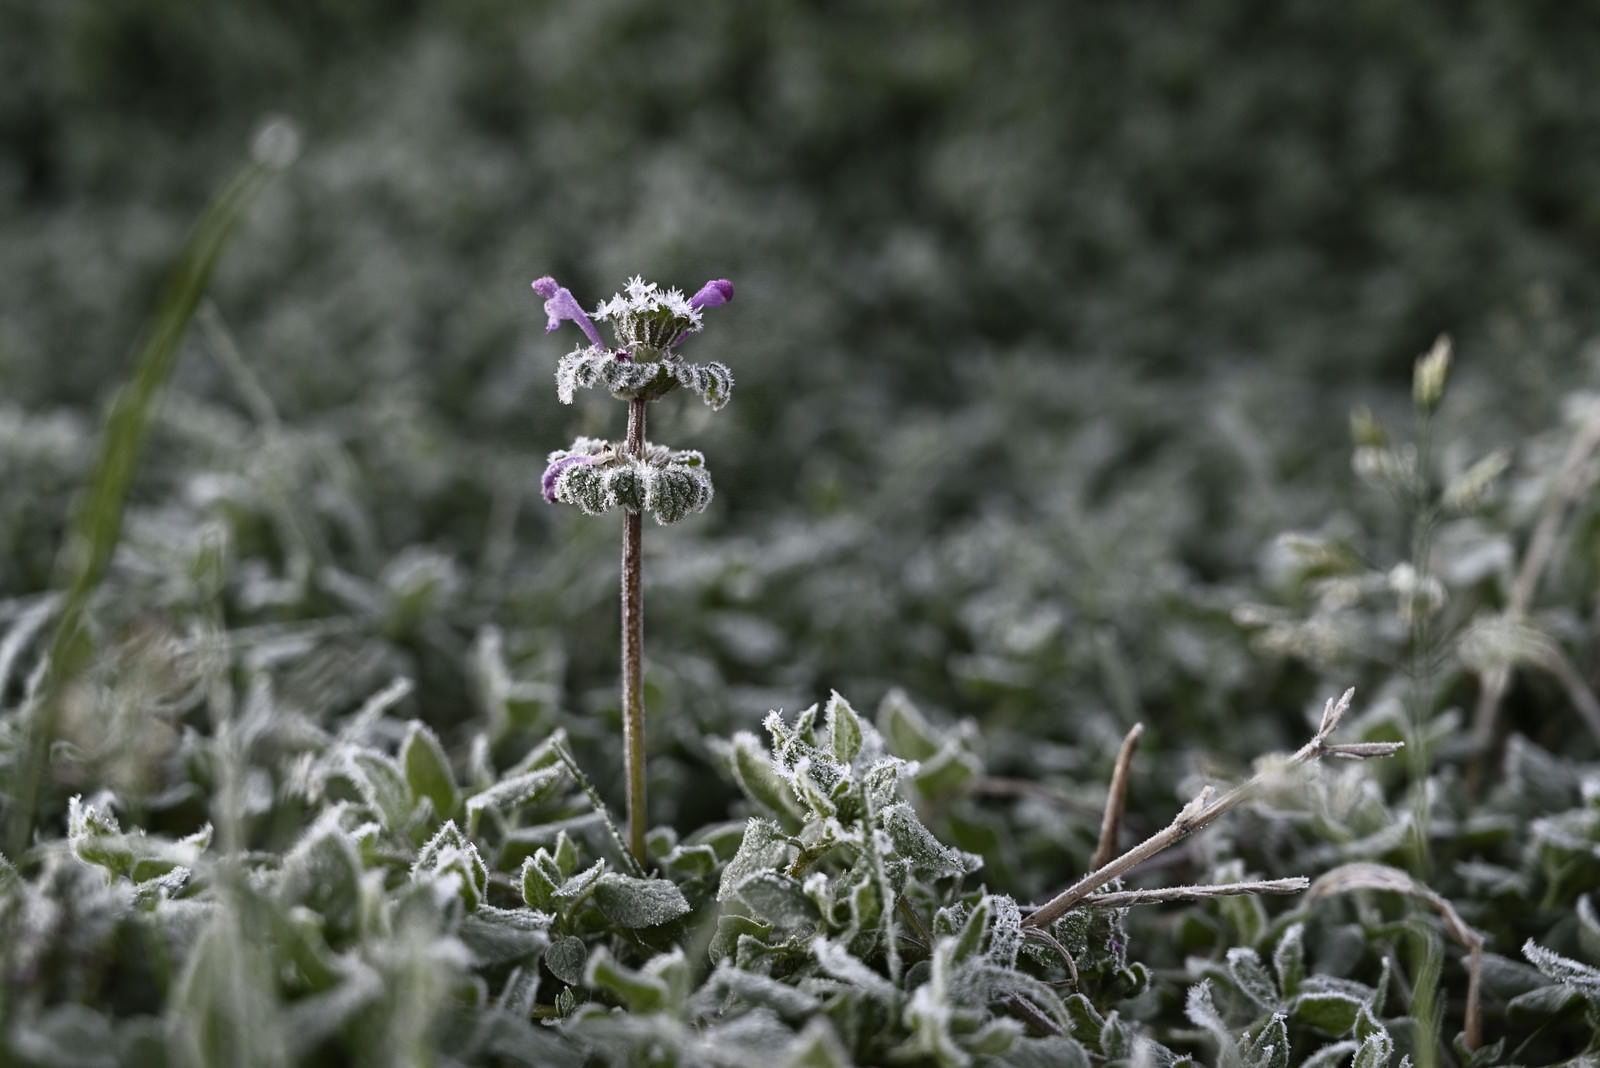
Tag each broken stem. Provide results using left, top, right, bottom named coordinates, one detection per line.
left=1091, top=723, right=1144, bottom=870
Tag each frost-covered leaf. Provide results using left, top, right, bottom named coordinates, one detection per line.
left=826, top=691, right=863, bottom=765
left=585, top=946, right=688, bottom=1014
left=344, top=748, right=412, bottom=831
left=718, top=817, right=794, bottom=902
left=1227, top=946, right=1280, bottom=1011
left=881, top=803, right=981, bottom=880
left=458, top=905, right=551, bottom=966
left=1351, top=1029, right=1393, bottom=1068
left=591, top=873, right=690, bottom=928
left=910, top=743, right=982, bottom=800
left=997, top=1036, right=1093, bottom=1068
left=813, top=937, right=896, bottom=1000
left=878, top=689, right=940, bottom=761
left=1522, top=939, right=1600, bottom=999
left=67, top=796, right=133, bottom=876
left=546, top=935, right=587, bottom=985
left=735, top=871, right=818, bottom=930
left=699, top=963, right=822, bottom=1020
left=1185, top=981, right=1239, bottom=1064
left=412, top=820, right=489, bottom=910
left=782, top=1018, right=853, bottom=1068
left=401, top=721, right=459, bottom=822
left=552, top=859, right=606, bottom=909
left=464, top=765, right=567, bottom=835
left=1292, top=990, right=1364, bottom=1036
left=1272, top=922, right=1306, bottom=997
left=1242, top=1014, right=1290, bottom=1068
left=730, top=732, right=804, bottom=823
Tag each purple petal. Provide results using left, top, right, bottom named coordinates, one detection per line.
left=541, top=454, right=594, bottom=503
left=689, top=279, right=734, bottom=310
left=531, top=276, right=604, bottom=348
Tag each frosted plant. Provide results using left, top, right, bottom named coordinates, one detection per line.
left=531, top=273, right=734, bottom=862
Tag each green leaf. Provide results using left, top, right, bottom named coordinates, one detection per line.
left=345, top=749, right=412, bottom=832
left=1273, top=922, right=1306, bottom=997
left=520, top=853, right=560, bottom=910
left=1351, top=1029, right=1393, bottom=1068
left=704, top=964, right=822, bottom=1020
left=401, top=721, right=459, bottom=822
left=1063, top=994, right=1107, bottom=1052
left=458, top=906, right=551, bottom=966
left=910, top=743, right=981, bottom=800
left=464, top=764, right=567, bottom=835
left=1292, top=991, right=1364, bottom=1036
left=545, top=935, right=587, bottom=985
left=718, top=817, right=793, bottom=902
left=881, top=803, right=981, bottom=880
left=551, top=859, right=606, bottom=910
left=878, top=688, right=940, bottom=761
left=584, top=947, right=687, bottom=1014
left=735, top=871, right=818, bottom=931
left=731, top=732, right=804, bottom=823
left=1522, top=938, right=1600, bottom=999
left=591, top=873, right=691, bottom=928
left=997, top=1036, right=1093, bottom=1068
left=826, top=691, right=863, bottom=764
left=1227, top=946, right=1281, bottom=1011
left=412, top=820, right=488, bottom=910
left=1506, top=983, right=1585, bottom=1020
left=950, top=897, right=992, bottom=965
left=783, top=1019, right=853, bottom=1068
left=1243, top=1014, right=1290, bottom=1068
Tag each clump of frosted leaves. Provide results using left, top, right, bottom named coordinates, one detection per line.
left=546, top=437, right=714, bottom=525
left=555, top=347, right=734, bottom=409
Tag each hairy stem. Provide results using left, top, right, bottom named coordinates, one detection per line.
left=621, top=397, right=648, bottom=863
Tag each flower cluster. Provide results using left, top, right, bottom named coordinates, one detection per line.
left=534, top=275, right=735, bottom=408
left=541, top=436, right=715, bottom=525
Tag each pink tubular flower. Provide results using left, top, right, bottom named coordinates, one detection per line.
left=690, top=279, right=734, bottom=311
left=531, top=276, right=604, bottom=348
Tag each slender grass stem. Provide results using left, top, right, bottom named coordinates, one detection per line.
left=621, top=397, right=648, bottom=864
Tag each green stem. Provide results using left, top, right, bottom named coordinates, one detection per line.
left=621, top=397, right=648, bottom=864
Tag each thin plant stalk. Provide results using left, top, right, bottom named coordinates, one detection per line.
left=621, top=397, right=648, bottom=863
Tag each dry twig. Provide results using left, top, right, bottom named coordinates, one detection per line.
left=1090, top=723, right=1144, bottom=870
left=1077, top=877, right=1309, bottom=909
left=1023, top=689, right=1399, bottom=929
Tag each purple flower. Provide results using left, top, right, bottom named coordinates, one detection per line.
left=531, top=276, right=604, bottom=349
left=690, top=279, right=734, bottom=311
left=541, top=453, right=594, bottom=503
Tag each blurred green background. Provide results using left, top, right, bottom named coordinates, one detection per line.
left=4, top=0, right=1599, bottom=833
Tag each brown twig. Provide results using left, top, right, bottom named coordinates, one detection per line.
left=1023, top=689, right=1399, bottom=930
left=1091, top=723, right=1144, bottom=870
left=1076, top=877, right=1309, bottom=909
